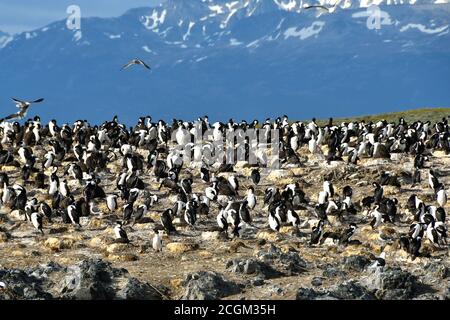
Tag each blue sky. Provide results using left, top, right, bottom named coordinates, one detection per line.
left=0, top=0, right=162, bottom=34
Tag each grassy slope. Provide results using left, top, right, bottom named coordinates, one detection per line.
left=314, top=107, right=450, bottom=125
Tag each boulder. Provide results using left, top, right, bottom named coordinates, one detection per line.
left=361, top=267, right=420, bottom=300
left=58, top=259, right=162, bottom=300
left=181, top=271, right=241, bottom=300
left=44, top=237, right=76, bottom=251
left=255, top=244, right=308, bottom=276
left=166, top=242, right=199, bottom=254
left=343, top=255, right=371, bottom=272
left=226, top=258, right=282, bottom=279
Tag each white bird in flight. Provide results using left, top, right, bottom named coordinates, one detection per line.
left=0, top=97, right=44, bottom=122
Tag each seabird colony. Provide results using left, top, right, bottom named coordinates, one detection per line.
left=0, top=113, right=449, bottom=262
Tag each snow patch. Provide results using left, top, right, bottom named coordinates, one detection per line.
left=106, top=33, right=121, bottom=39
left=274, top=0, right=298, bottom=11
left=209, top=5, right=224, bottom=14
left=0, top=35, right=13, bottom=49
left=73, top=30, right=82, bottom=42
left=25, top=32, right=37, bottom=40
left=230, top=38, right=243, bottom=46
left=141, top=9, right=167, bottom=30
left=400, top=23, right=448, bottom=34
left=284, top=21, right=325, bottom=40
left=195, top=56, right=208, bottom=62
left=183, top=21, right=196, bottom=41
left=220, top=1, right=240, bottom=29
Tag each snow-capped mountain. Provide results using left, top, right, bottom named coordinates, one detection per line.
left=0, top=0, right=449, bottom=124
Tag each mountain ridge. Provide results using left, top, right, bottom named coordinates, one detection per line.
left=0, top=1, right=448, bottom=124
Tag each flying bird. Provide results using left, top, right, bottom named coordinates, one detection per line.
left=0, top=98, right=44, bottom=122
left=121, top=59, right=151, bottom=70
left=303, top=2, right=338, bottom=16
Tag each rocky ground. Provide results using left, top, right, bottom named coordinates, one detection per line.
left=1, top=144, right=450, bottom=300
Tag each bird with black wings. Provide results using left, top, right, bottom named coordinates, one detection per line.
left=303, top=1, right=339, bottom=14
left=0, top=97, right=44, bottom=122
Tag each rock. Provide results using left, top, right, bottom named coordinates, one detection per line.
left=322, top=265, right=347, bottom=279
left=296, top=287, right=323, bottom=300
left=201, top=231, right=224, bottom=241
left=267, top=285, right=284, bottom=295
left=166, top=242, right=199, bottom=254
left=43, top=237, right=76, bottom=251
left=266, top=169, right=292, bottom=182
left=9, top=210, right=24, bottom=221
left=343, top=255, right=371, bottom=272
left=106, top=243, right=130, bottom=254
left=326, top=281, right=376, bottom=300
left=279, top=226, right=297, bottom=235
left=0, top=231, right=9, bottom=243
left=48, top=227, right=68, bottom=234
left=58, top=259, right=162, bottom=300
left=107, top=254, right=138, bottom=262
left=89, top=236, right=110, bottom=248
left=297, top=281, right=375, bottom=300
left=181, top=271, right=241, bottom=300
left=311, top=277, right=323, bottom=287
left=423, top=261, right=450, bottom=281
left=116, top=278, right=162, bottom=300
left=88, top=218, right=105, bottom=228
left=250, top=278, right=265, bottom=287
left=361, top=267, right=420, bottom=300
left=226, top=258, right=282, bottom=279
left=256, top=244, right=308, bottom=276
left=0, top=268, right=52, bottom=300
left=256, top=230, right=281, bottom=242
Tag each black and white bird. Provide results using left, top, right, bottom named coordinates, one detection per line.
left=251, top=168, right=260, bottom=185
left=30, top=212, right=44, bottom=234
left=339, top=223, right=357, bottom=245
left=0, top=98, right=44, bottom=122
left=436, top=183, right=447, bottom=207
left=268, top=209, right=281, bottom=232
left=122, top=203, right=134, bottom=222
left=161, top=209, right=176, bottom=234
left=216, top=206, right=229, bottom=233
left=67, top=204, right=81, bottom=228
left=246, top=187, right=257, bottom=210
left=106, top=194, right=118, bottom=212
left=370, top=252, right=386, bottom=268
left=370, top=205, right=384, bottom=229
left=114, top=221, right=129, bottom=243
left=132, top=204, right=148, bottom=225
left=121, top=58, right=151, bottom=70
left=428, top=169, right=440, bottom=192
left=310, top=220, right=325, bottom=245
left=287, top=209, right=301, bottom=228
left=184, top=201, right=197, bottom=228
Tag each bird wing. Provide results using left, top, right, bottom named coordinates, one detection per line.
left=32, top=98, right=44, bottom=103
left=121, top=60, right=135, bottom=70
left=0, top=112, right=20, bottom=122
left=11, top=97, right=25, bottom=104
left=304, top=5, right=330, bottom=11
left=138, top=59, right=151, bottom=70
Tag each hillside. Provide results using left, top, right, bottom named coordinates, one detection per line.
left=315, top=107, right=450, bottom=125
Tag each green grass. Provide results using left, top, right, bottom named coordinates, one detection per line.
left=314, top=107, right=450, bottom=125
